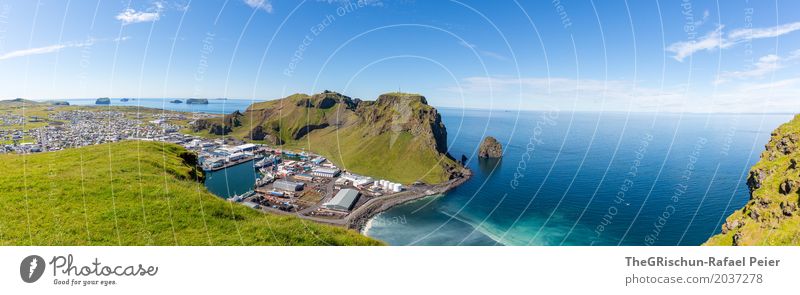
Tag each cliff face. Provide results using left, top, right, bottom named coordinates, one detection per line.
left=192, top=91, right=463, bottom=184
left=706, top=114, right=800, bottom=246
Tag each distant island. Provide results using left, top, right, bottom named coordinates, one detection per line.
left=120, top=98, right=130, bottom=102
left=186, top=98, right=209, bottom=104
left=170, top=99, right=183, bottom=104
left=51, top=101, right=70, bottom=106
left=95, top=97, right=110, bottom=105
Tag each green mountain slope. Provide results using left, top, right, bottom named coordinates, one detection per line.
left=192, top=91, right=466, bottom=184
left=0, top=141, right=381, bottom=246
left=706, top=114, right=800, bottom=245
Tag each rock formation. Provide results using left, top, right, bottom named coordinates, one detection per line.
left=478, top=136, right=503, bottom=158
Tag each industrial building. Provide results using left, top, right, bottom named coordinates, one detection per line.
left=323, top=189, right=360, bottom=211
left=341, top=173, right=374, bottom=186
left=294, top=174, right=315, bottom=182
left=273, top=180, right=304, bottom=192
left=311, top=167, right=340, bottom=178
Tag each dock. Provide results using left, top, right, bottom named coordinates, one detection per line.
left=203, top=156, right=255, bottom=171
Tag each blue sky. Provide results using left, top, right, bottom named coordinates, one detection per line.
left=0, top=0, right=799, bottom=112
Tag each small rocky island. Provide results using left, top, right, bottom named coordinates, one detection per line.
left=478, top=136, right=503, bottom=158
left=186, top=98, right=209, bottom=104
left=170, top=99, right=183, bottom=104
left=95, top=97, right=110, bottom=105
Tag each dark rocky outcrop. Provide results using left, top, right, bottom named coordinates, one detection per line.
left=478, top=136, right=503, bottom=158
left=779, top=179, right=796, bottom=195
left=192, top=111, right=242, bottom=135
left=95, top=97, right=110, bottom=105
left=293, top=123, right=330, bottom=140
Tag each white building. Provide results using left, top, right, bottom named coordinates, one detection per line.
left=323, top=189, right=360, bottom=211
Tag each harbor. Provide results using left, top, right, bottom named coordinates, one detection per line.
left=194, top=141, right=440, bottom=227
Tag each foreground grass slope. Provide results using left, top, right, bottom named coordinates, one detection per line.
left=0, top=141, right=381, bottom=245
left=706, top=114, right=800, bottom=245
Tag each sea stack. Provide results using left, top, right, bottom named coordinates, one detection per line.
left=478, top=136, right=503, bottom=158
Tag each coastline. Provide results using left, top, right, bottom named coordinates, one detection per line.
left=345, top=171, right=472, bottom=233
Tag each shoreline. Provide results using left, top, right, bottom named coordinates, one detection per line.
left=345, top=171, right=472, bottom=232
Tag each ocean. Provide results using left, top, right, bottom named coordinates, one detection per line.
left=59, top=98, right=260, bottom=114
left=364, top=109, right=793, bottom=246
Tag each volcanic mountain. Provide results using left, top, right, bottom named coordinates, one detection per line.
left=192, top=91, right=467, bottom=184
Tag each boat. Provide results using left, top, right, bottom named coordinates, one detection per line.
left=254, top=158, right=272, bottom=169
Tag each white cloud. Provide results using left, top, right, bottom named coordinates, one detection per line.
left=318, top=0, right=384, bottom=7
left=666, top=26, right=729, bottom=62
left=667, top=22, right=800, bottom=62
left=716, top=50, right=800, bottom=84
left=116, top=9, right=160, bottom=24
left=115, top=0, right=166, bottom=25
left=728, top=22, right=800, bottom=40
left=244, top=0, right=273, bottom=13
left=717, top=54, right=781, bottom=83
left=0, top=40, right=95, bottom=61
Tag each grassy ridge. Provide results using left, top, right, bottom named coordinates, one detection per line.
left=0, top=141, right=381, bottom=245
left=705, top=115, right=800, bottom=245
left=288, top=126, right=451, bottom=184
left=201, top=92, right=459, bottom=184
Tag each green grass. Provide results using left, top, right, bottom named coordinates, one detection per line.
left=0, top=141, right=382, bottom=246
left=705, top=114, right=800, bottom=246
left=287, top=127, right=452, bottom=184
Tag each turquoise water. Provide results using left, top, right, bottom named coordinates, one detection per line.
left=365, top=109, right=793, bottom=246
left=59, top=98, right=260, bottom=114
left=203, top=160, right=257, bottom=198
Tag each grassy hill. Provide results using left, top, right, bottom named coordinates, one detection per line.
left=192, top=91, right=465, bottom=184
left=0, top=141, right=381, bottom=245
left=706, top=114, right=800, bottom=245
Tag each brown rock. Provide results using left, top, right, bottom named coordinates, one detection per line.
left=478, top=136, right=503, bottom=158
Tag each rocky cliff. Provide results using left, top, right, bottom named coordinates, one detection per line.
left=478, top=136, right=503, bottom=158
left=192, top=91, right=465, bottom=184
left=706, top=114, right=800, bottom=245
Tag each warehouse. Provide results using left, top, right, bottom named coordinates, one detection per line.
left=323, top=189, right=360, bottom=211
left=273, top=179, right=304, bottom=192
left=312, top=167, right=340, bottom=178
